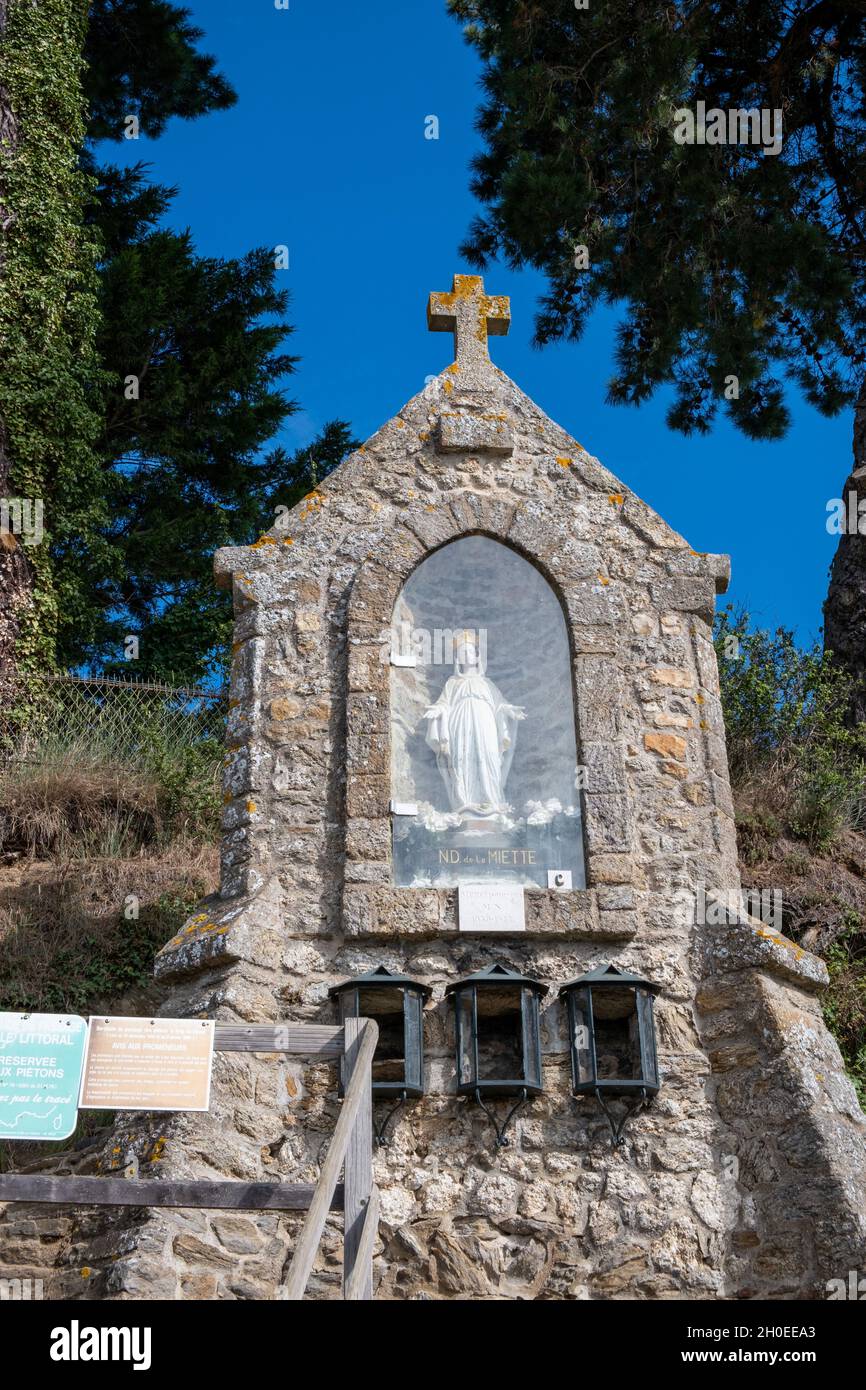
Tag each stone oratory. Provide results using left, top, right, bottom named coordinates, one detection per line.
left=66, top=276, right=866, bottom=1298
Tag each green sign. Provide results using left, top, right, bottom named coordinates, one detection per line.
left=0, top=1013, right=87, bottom=1141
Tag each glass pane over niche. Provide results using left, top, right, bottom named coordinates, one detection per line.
left=390, top=536, right=587, bottom=890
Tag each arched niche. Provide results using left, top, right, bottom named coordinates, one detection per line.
left=389, top=535, right=587, bottom=890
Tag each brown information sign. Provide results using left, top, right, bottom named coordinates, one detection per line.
left=79, top=1017, right=215, bottom=1112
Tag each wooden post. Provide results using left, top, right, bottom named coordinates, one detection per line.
left=282, top=1018, right=377, bottom=1300
left=345, top=1186, right=380, bottom=1301
left=342, top=1017, right=375, bottom=1300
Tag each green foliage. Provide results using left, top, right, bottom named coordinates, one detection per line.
left=715, top=608, right=866, bottom=849
left=0, top=678, right=224, bottom=855
left=61, top=16, right=359, bottom=683
left=823, top=919, right=866, bottom=1109
left=74, top=157, right=299, bottom=679
left=0, top=887, right=203, bottom=1015
left=0, top=0, right=106, bottom=682
left=84, top=0, right=236, bottom=141
left=149, top=737, right=222, bottom=841
left=4, top=1, right=358, bottom=686
left=449, top=0, right=866, bottom=439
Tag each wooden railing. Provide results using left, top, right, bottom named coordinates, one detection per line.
left=0, top=1018, right=379, bottom=1302
left=284, top=1017, right=378, bottom=1300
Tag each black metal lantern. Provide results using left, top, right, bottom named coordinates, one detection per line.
left=445, top=963, right=545, bottom=1147
left=329, top=966, right=431, bottom=1145
left=559, top=962, right=661, bottom=1146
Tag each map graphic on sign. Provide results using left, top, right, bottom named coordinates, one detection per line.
left=79, top=1016, right=215, bottom=1112
left=0, top=1013, right=88, bottom=1141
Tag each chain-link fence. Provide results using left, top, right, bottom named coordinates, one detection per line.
left=1, top=673, right=227, bottom=767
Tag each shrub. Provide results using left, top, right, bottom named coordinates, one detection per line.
left=0, top=866, right=213, bottom=1015
left=715, top=609, right=866, bottom=851
left=823, top=918, right=866, bottom=1109
left=0, top=680, right=222, bottom=855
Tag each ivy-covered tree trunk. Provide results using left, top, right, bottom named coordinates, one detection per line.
left=0, top=0, right=103, bottom=720
left=0, top=0, right=34, bottom=718
left=825, top=378, right=866, bottom=727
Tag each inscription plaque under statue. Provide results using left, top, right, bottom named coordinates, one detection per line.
left=458, top=884, right=525, bottom=933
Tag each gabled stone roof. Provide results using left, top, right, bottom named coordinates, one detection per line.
left=215, top=274, right=729, bottom=599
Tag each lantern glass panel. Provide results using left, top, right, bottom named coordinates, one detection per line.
left=590, top=986, right=641, bottom=1085
left=636, top=988, right=659, bottom=1089
left=357, top=987, right=406, bottom=1087
left=521, top=987, right=541, bottom=1087
left=404, top=989, right=424, bottom=1092
left=457, top=991, right=475, bottom=1087
left=476, top=986, right=524, bottom=1082
left=570, top=990, right=595, bottom=1087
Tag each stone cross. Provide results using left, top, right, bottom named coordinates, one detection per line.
left=427, top=274, right=510, bottom=373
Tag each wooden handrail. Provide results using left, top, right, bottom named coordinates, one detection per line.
left=214, top=1023, right=345, bottom=1056
left=282, top=1017, right=378, bottom=1301
left=0, top=1175, right=343, bottom=1211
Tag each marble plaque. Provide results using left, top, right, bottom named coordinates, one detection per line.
left=458, top=883, right=525, bottom=933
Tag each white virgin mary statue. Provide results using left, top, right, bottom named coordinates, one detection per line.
left=423, top=632, right=525, bottom=822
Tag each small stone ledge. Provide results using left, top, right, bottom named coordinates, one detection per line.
left=342, top=884, right=637, bottom=940
left=702, top=910, right=828, bottom=992
left=651, top=576, right=717, bottom=624
left=155, top=884, right=285, bottom=982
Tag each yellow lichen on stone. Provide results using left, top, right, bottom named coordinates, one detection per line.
left=246, top=800, right=257, bottom=814
left=556, top=456, right=572, bottom=468
left=298, top=489, right=326, bottom=522
left=608, top=493, right=624, bottom=506
left=250, top=534, right=277, bottom=549
left=754, top=925, right=804, bottom=959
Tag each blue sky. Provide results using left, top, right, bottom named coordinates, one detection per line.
left=101, top=0, right=848, bottom=643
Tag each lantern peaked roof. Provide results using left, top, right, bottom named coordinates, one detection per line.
left=328, top=964, right=431, bottom=998
left=559, top=962, right=661, bottom=995
left=445, top=962, right=546, bottom=995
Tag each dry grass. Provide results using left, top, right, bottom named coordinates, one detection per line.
left=0, top=750, right=161, bottom=857
left=0, top=845, right=219, bottom=1171
left=0, top=728, right=220, bottom=856
left=0, top=845, right=219, bottom=1016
